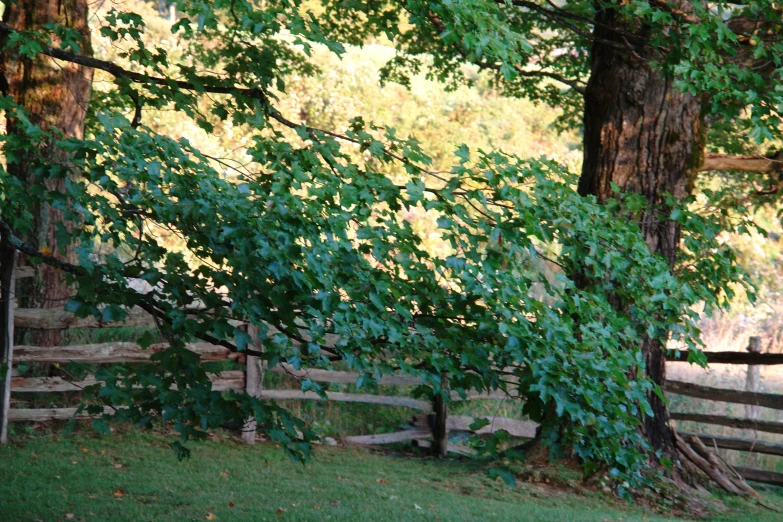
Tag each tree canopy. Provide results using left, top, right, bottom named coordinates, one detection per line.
left=0, top=0, right=778, bottom=489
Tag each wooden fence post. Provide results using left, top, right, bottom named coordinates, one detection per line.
left=745, top=336, right=762, bottom=422
left=0, top=246, right=16, bottom=444
left=431, top=374, right=448, bottom=457
left=242, top=325, right=263, bottom=444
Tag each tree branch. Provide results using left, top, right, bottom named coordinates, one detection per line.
left=0, top=218, right=266, bottom=357
left=0, top=22, right=249, bottom=98
left=512, top=66, right=585, bottom=95
left=699, top=153, right=783, bottom=173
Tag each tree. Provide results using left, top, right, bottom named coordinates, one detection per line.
left=0, top=0, right=771, bottom=492
left=0, top=0, right=93, bottom=348
left=577, top=1, right=781, bottom=456
left=318, top=0, right=782, bottom=456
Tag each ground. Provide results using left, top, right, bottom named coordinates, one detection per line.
left=1, top=431, right=782, bottom=522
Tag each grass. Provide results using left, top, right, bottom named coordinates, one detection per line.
left=2, top=431, right=783, bottom=522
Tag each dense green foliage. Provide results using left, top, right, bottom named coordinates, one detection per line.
left=1, top=0, right=778, bottom=488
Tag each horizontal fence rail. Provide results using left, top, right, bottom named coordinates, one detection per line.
left=665, top=380, right=783, bottom=410
left=15, top=306, right=155, bottom=330
left=666, top=350, right=783, bottom=365
left=11, top=371, right=245, bottom=393
left=8, top=406, right=116, bottom=422
left=410, top=413, right=538, bottom=438
left=15, top=342, right=233, bottom=363
left=670, top=413, right=783, bottom=435
left=734, top=467, right=783, bottom=487
left=680, top=432, right=783, bottom=458
left=259, top=390, right=432, bottom=411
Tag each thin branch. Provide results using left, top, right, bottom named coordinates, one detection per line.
left=700, top=153, right=783, bottom=173
left=513, top=67, right=586, bottom=95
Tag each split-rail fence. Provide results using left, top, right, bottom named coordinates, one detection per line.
left=2, top=274, right=783, bottom=487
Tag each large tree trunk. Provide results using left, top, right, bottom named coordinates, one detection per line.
left=578, top=7, right=704, bottom=456
left=1, top=0, right=92, bottom=347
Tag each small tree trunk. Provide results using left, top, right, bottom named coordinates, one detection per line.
left=579, top=4, right=704, bottom=457
left=431, top=374, right=448, bottom=457
left=0, top=240, right=17, bottom=444
left=2, top=0, right=93, bottom=348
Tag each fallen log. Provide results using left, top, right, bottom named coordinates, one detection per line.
left=671, top=412, right=783, bottom=435
left=674, top=432, right=743, bottom=495
left=666, top=381, right=783, bottom=410
left=688, top=434, right=758, bottom=498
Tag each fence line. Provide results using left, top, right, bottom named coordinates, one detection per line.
left=5, top=302, right=783, bottom=485
left=5, top=336, right=516, bottom=450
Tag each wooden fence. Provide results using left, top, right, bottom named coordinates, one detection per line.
left=2, top=303, right=530, bottom=452
left=3, top=297, right=783, bottom=487
left=665, top=336, right=783, bottom=487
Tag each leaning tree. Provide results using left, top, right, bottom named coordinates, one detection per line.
left=317, top=0, right=783, bottom=457
left=0, top=0, right=776, bottom=494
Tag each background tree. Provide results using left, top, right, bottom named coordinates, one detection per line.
left=0, top=0, right=772, bottom=492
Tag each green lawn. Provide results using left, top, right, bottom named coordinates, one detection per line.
left=1, top=432, right=780, bottom=522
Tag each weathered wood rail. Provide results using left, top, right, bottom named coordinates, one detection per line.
left=666, top=350, right=783, bottom=365
left=14, top=306, right=155, bottom=330
left=734, top=467, right=783, bottom=487
left=665, top=380, right=783, bottom=410
left=11, top=371, right=246, bottom=393
left=680, top=432, right=783, bottom=458
left=670, top=413, right=783, bottom=435
left=14, top=342, right=233, bottom=363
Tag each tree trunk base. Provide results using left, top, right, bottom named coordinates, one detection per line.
left=505, top=426, right=764, bottom=516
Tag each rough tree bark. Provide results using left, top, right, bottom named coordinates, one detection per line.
left=578, top=5, right=703, bottom=456
left=0, top=0, right=93, bottom=347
